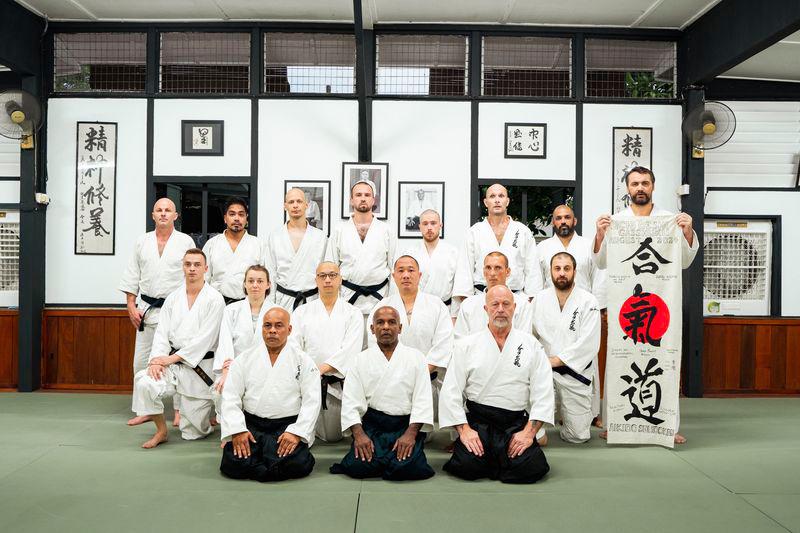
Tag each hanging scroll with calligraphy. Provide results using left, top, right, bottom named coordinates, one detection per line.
left=605, top=215, right=681, bottom=448
left=75, top=121, right=117, bottom=255
left=612, top=127, right=652, bottom=214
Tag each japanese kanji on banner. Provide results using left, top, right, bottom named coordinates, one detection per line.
left=605, top=215, right=682, bottom=448
left=75, top=121, right=117, bottom=255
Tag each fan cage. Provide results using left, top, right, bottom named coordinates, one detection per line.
left=703, top=231, right=768, bottom=300
left=0, top=223, right=19, bottom=292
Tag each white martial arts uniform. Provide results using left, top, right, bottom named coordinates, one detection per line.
left=265, top=223, right=327, bottom=310
left=453, top=218, right=543, bottom=298
left=131, top=283, right=225, bottom=440
left=203, top=231, right=267, bottom=301
left=326, top=217, right=395, bottom=315
left=537, top=233, right=607, bottom=418
left=453, top=290, right=533, bottom=340
left=220, top=341, right=321, bottom=445
left=438, top=328, right=555, bottom=431
left=340, top=343, right=434, bottom=435
left=531, top=286, right=600, bottom=443
left=119, top=230, right=196, bottom=374
left=291, top=298, right=364, bottom=442
left=212, top=299, right=271, bottom=418
left=592, top=205, right=699, bottom=434
left=396, top=239, right=459, bottom=316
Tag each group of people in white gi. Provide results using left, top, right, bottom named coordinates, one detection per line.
left=120, top=166, right=695, bottom=482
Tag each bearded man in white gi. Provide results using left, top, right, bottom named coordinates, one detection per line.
left=130, top=248, right=225, bottom=449
left=219, top=307, right=321, bottom=482
left=532, top=252, right=600, bottom=443
left=440, top=285, right=553, bottom=484
left=266, top=188, right=327, bottom=311
left=538, top=204, right=606, bottom=426
left=121, top=198, right=195, bottom=427
left=396, top=209, right=459, bottom=317
left=291, top=262, right=364, bottom=442
left=326, top=181, right=395, bottom=321
left=331, top=306, right=435, bottom=481
left=453, top=183, right=542, bottom=303
left=454, top=251, right=532, bottom=339
left=202, top=197, right=267, bottom=305
left=593, top=166, right=698, bottom=444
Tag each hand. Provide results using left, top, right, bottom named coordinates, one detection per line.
left=676, top=213, right=694, bottom=244
left=353, top=429, right=374, bottom=462
left=147, top=363, right=164, bottom=380
left=276, top=432, right=300, bottom=457
left=232, top=431, right=256, bottom=459
left=595, top=214, right=611, bottom=242
left=127, top=304, right=144, bottom=330
left=548, top=356, right=564, bottom=368
left=149, top=356, right=174, bottom=368
left=222, top=359, right=233, bottom=370
left=214, top=374, right=227, bottom=394
left=507, top=427, right=534, bottom=458
left=457, top=424, right=484, bottom=457
left=392, top=428, right=418, bottom=461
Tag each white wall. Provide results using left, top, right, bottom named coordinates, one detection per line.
left=258, top=99, right=358, bottom=236
left=153, top=99, right=251, bottom=177
left=705, top=190, right=800, bottom=316
left=46, top=98, right=147, bottom=304
left=478, top=102, right=576, bottom=181
left=0, top=181, right=19, bottom=203
left=0, top=135, right=20, bottom=178
left=373, top=100, right=471, bottom=248
left=582, top=103, right=683, bottom=241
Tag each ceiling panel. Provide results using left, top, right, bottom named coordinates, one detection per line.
left=218, top=0, right=353, bottom=21
left=506, top=0, right=655, bottom=27
left=75, top=0, right=225, bottom=20
left=635, top=0, right=721, bottom=29
left=15, top=0, right=92, bottom=19
left=720, top=38, right=800, bottom=82
left=373, top=0, right=510, bottom=24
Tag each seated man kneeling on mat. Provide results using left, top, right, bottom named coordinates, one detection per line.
left=330, top=306, right=435, bottom=481
left=439, top=285, right=554, bottom=484
left=219, top=307, right=321, bottom=482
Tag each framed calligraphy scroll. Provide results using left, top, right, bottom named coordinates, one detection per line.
left=504, top=122, right=547, bottom=159
left=612, top=127, right=652, bottom=214
left=75, top=121, right=117, bottom=255
left=181, top=120, right=224, bottom=156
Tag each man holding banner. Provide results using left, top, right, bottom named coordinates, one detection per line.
left=593, top=166, right=698, bottom=447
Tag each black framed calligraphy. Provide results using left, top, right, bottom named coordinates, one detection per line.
left=74, top=121, right=118, bottom=255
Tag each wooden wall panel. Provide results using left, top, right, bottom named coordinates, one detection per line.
left=41, top=309, right=135, bottom=391
left=0, top=310, right=18, bottom=388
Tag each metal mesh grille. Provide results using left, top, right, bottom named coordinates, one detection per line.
left=482, top=36, right=571, bottom=97
left=264, top=33, right=356, bottom=94
left=0, top=223, right=19, bottom=291
left=376, top=34, right=468, bottom=96
left=160, top=32, right=250, bottom=94
left=54, top=33, right=146, bottom=92
left=585, top=38, right=676, bottom=99
left=703, top=232, right=768, bottom=300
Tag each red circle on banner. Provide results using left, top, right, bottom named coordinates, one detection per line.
left=618, top=288, right=670, bottom=345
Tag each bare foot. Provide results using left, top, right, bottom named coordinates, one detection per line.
left=593, top=417, right=604, bottom=428
left=599, top=430, right=607, bottom=440
left=674, top=433, right=686, bottom=444
left=538, top=434, right=548, bottom=447
left=142, top=430, right=168, bottom=449
left=127, top=415, right=152, bottom=426
left=172, top=410, right=181, bottom=427
left=210, top=417, right=218, bottom=427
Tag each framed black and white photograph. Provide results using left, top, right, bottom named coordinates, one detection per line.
left=504, top=122, right=547, bottom=159
left=75, top=121, right=118, bottom=255
left=398, top=181, right=445, bottom=239
left=181, top=120, right=224, bottom=156
left=284, top=180, right=331, bottom=237
left=612, top=127, right=653, bottom=213
left=341, top=162, right=389, bottom=219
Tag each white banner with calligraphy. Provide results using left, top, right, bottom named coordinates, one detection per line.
left=605, top=216, right=682, bottom=448
left=75, top=122, right=117, bottom=255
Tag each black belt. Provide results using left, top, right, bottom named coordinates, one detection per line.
left=320, top=374, right=344, bottom=410
left=341, top=278, right=389, bottom=305
left=430, top=371, right=438, bottom=382
left=138, top=294, right=166, bottom=332
left=552, top=362, right=592, bottom=386
left=224, top=296, right=245, bottom=306
left=474, top=284, right=486, bottom=293
left=443, top=298, right=452, bottom=307
left=276, top=284, right=319, bottom=310
left=169, top=346, right=215, bottom=386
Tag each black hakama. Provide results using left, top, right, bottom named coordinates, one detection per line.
left=220, top=412, right=315, bottom=482
left=443, top=400, right=549, bottom=484
left=330, top=408, right=435, bottom=481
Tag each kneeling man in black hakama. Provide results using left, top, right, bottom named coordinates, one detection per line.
left=439, top=285, right=554, bottom=484
left=219, top=307, right=321, bottom=482
left=330, top=306, right=435, bottom=481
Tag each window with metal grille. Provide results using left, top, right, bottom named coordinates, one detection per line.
left=703, top=232, right=768, bottom=300
left=585, top=38, right=676, bottom=99
left=0, top=221, right=19, bottom=292
left=376, top=34, right=468, bottom=96
left=53, top=33, right=146, bottom=92
left=263, top=33, right=355, bottom=94
left=482, top=36, right=571, bottom=98
left=160, top=32, right=250, bottom=94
